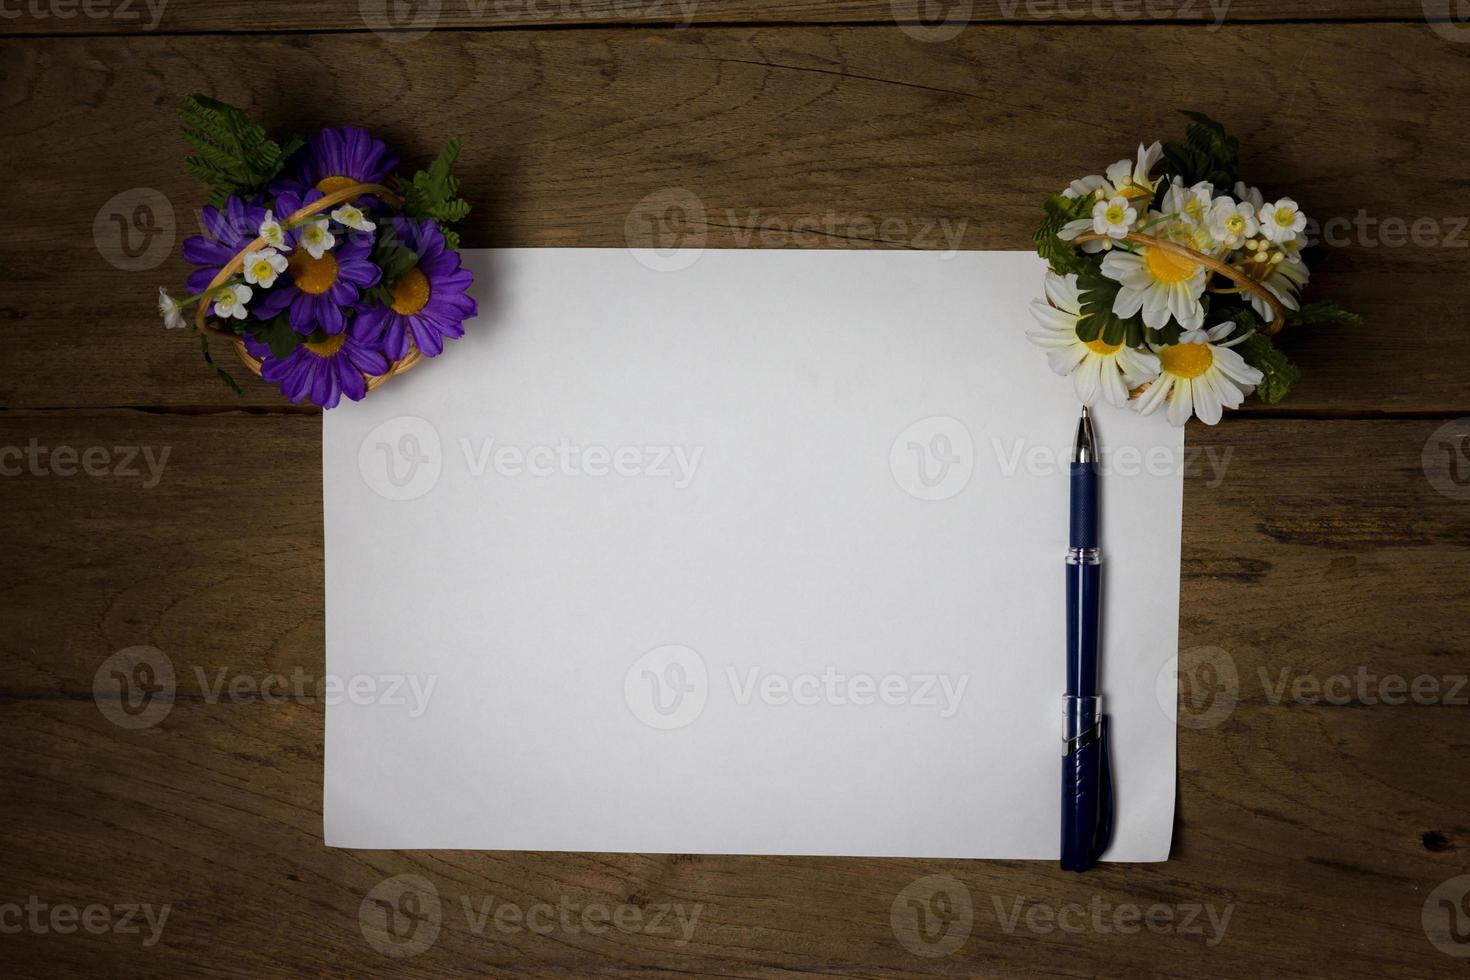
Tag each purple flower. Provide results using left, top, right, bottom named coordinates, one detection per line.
left=244, top=321, right=389, bottom=410
left=355, top=220, right=476, bottom=359
left=253, top=220, right=381, bottom=336
left=272, top=125, right=398, bottom=199
left=182, top=196, right=267, bottom=293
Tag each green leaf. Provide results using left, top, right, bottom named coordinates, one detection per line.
left=1161, top=109, right=1239, bottom=190
left=1288, top=300, right=1363, bottom=331
left=1237, top=332, right=1301, bottom=404
left=179, top=94, right=302, bottom=209
left=1033, top=193, right=1093, bottom=277
left=1075, top=264, right=1143, bottom=346
left=200, top=333, right=243, bottom=395
left=402, top=137, right=472, bottom=235
left=248, top=312, right=305, bottom=360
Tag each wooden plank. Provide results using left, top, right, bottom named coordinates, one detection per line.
left=0, top=0, right=1436, bottom=36
left=0, top=694, right=1461, bottom=975
left=2, top=24, right=1468, bottom=411
left=3, top=413, right=1467, bottom=697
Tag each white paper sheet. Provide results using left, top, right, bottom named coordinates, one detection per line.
left=323, top=248, right=1182, bottom=859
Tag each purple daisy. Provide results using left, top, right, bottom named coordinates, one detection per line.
left=182, top=196, right=267, bottom=293
left=272, top=125, right=398, bottom=199
left=253, top=196, right=381, bottom=336
left=354, top=219, right=476, bottom=359
left=243, top=320, right=389, bottom=410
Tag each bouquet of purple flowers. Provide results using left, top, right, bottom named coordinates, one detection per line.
left=159, top=95, right=477, bottom=408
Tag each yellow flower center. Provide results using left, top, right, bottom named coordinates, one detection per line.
left=316, top=175, right=359, bottom=195
left=250, top=258, right=274, bottom=280
left=1159, top=342, right=1214, bottom=379
left=1105, top=205, right=1126, bottom=224
left=304, top=332, right=348, bottom=357
left=390, top=266, right=431, bottom=315
left=1084, top=338, right=1122, bottom=355
left=1144, top=246, right=1201, bottom=285
left=1225, top=215, right=1245, bottom=233
left=287, top=249, right=338, bottom=296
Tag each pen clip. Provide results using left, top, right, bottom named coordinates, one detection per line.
left=1090, top=714, right=1114, bottom=863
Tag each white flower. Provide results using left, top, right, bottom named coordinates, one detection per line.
left=259, top=210, right=288, bottom=251
left=298, top=218, right=335, bottom=259
left=1238, top=241, right=1309, bottom=322
left=241, top=247, right=288, bottom=288
left=1135, top=323, right=1263, bottom=426
left=1101, top=244, right=1207, bottom=331
left=1258, top=197, right=1307, bottom=244
left=1091, top=196, right=1137, bottom=239
left=212, top=283, right=252, bottom=320
left=158, top=287, right=186, bottom=330
left=1104, top=141, right=1165, bottom=201
left=1028, top=273, right=1160, bottom=407
left=1163, top=178, right=1215, bottom=227
left=1062, top=174, right=1110, bottom=200
left=1208, top=198, right=1259, bottom=249
left=331, top=204, right=375, bottom=233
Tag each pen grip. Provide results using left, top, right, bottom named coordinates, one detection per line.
left=1069, top=461, right=1098, bottom=550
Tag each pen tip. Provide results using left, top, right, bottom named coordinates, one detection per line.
left=1080, top=405, right=1090, bottom=419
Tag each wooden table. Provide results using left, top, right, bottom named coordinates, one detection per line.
left=4, top=3, right=1469, bottom=975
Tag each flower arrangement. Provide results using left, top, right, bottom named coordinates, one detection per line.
left=1031, top=111, right=1359, bottom=425
left=159, top=95, right=477, bottom=408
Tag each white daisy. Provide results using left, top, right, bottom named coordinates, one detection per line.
left=331, top=204, right=375, bottom=233
left=212, top=282, right=252, bottom=320
left=241, top=247, right=288, bottom=288
left=158, top=287, right=186, bottom=330
left=1101, top=244, right=1208, bottom=331
left=1091, top=196, right=1137, bottom=239
left=259, top=210, right=288, bottom=251
left=1258, top=197, right=1307, bottom=244
left=298, top=218, right=335, bottom=259
left=1027, top=272, right=1161, bottom=407
left=1208, top=198, right=1259, bottom=249
left=1135, top=323, right=1263, bottom=426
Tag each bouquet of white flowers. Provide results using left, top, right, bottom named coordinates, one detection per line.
left=1031, top=111, right=1358, bottom=425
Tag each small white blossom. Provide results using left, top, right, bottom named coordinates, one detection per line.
left=298, top=218, right=335, bottom=259
left=1208, top=198, right=1260, bottom=249
left=259, top=210, right=288, bottom=251
left=1259, top=197, right=1307, bottom=244
left=242, top=247, right=288, bottom=288
left=212, top=283, right=252, bottom=320
left=330, top=204, right=375, bottom=233
left=158, top=287, right=186, bottom=330
left=1091, top=196, right=1137, bottom=239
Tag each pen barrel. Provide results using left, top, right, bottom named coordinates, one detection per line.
left=1065, top=560, right=1101, bottom=696
left=1069, top=461, right=1098, bottom=550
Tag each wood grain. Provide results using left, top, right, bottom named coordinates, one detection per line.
left=0, top=0, right=1437, bottom=36
left=2, top=24, right=1469, bottom=411
left=2, top=414, right=1467, bottom=974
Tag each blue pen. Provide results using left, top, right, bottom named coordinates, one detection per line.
left=1061, top=405, right=1114, bottom=871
